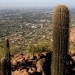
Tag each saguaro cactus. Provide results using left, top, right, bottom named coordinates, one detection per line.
left=5, top=39, right=10, bottom=62
left=1, top=39, right=11, bottom=75
left=51, top=5, right=69, bottom=75
left=5, top=39, right=11, bottom=75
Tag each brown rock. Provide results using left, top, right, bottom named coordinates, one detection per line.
left=28, top=54, right=34, bottom=60
left=17, top=58, right=24, bottom=63
left=24, top=54, right=29, bottom=60
left=71, top=55, right=75, bottom=61
left=29, top=67, right=36, bottom=74
left=41, top=52, right=48, bottom=57
left=69, top=50, right=75, bottom=56
left=35, top=53, right=41, bottom=60
left=36, top=59, right=45, bottom=75
left=12, top=69, right=30, bottom=75
left=15, top=55, right=23, bottom=61
left=11, top=58, right=17, bottom=66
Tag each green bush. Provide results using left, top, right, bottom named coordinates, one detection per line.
left=26, top=40, right=52, bottom=53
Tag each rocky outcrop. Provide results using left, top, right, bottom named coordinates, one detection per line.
left=0, top=51, right=74, bottom=75
left=11, top=52, right=52, bottom=75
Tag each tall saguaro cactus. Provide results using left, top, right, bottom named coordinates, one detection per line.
left=51, top=5, right=69, bottom=75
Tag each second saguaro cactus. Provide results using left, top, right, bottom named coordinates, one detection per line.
left=1, top=39, right=11, bottom=75
left=51, top=5, right=69, bottom=75
left=5, top=39, right=11, bottom=75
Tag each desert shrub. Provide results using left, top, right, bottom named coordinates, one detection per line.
left=0, top=40, right=6, bottom=58
left=26, top=40, right=52, bottom=53
left=0, top=40, right=17, bottom=58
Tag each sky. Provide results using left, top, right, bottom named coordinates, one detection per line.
left=0, top=0, right=75, bottom=9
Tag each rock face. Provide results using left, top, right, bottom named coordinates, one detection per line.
left=11, top=52, right=52, bottom=75
left=1, top=51, right=75, bottom=75
left=12, top=69, right=30, bottom=75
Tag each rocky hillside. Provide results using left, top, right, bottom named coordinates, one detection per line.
left=11, top=52, right=51, bottom=75
left=10, top=51, right=75, bottom=75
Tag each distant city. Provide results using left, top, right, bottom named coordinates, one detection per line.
left=0, top=8, right=75, bottom=53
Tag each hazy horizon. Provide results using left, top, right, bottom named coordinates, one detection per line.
left=0, top=0, right=75, bottom=9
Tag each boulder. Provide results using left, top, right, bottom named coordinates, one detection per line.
left=11, top=58, right=17, bottom=66
left=36, top=59, right=45, bottom=75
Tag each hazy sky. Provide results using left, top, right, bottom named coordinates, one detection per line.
left=0, top=0, right=75, bottom=8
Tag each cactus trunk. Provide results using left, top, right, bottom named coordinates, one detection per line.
left=51, top=5, right=69, bottom=75
left=5, top=39, right=11, bottom=75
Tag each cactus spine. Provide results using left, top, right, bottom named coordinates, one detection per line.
left=5, top=39, right=11, bottom=75
left=51, top=5, right=69, bottom=75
